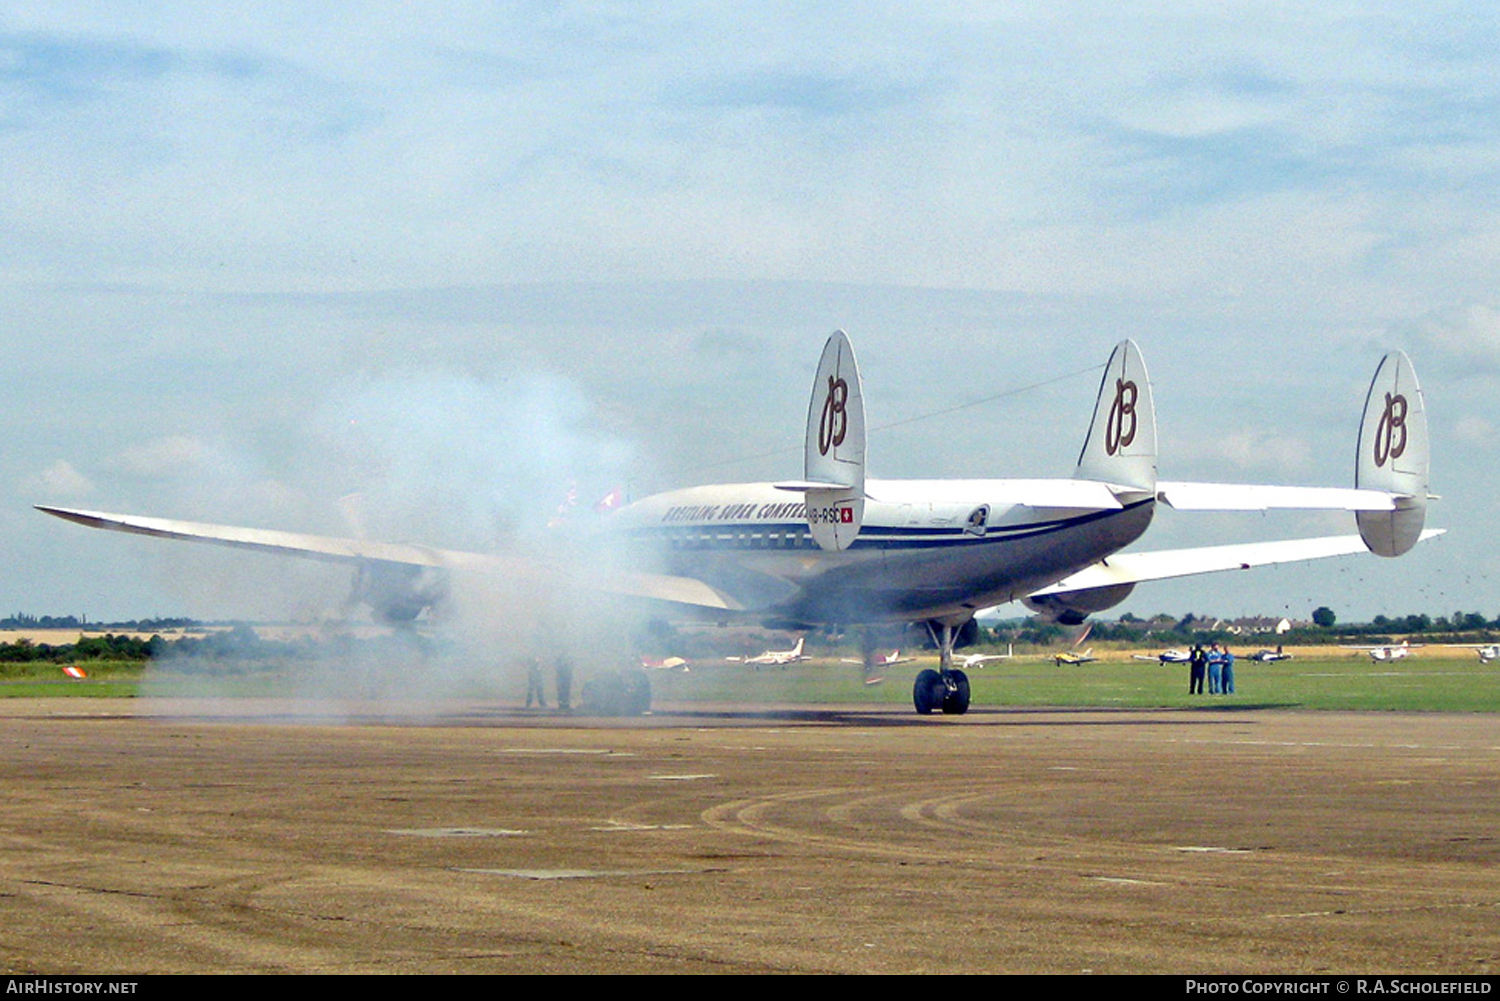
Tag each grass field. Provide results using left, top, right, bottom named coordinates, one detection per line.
left=643, top=653, right=1500, bottom=713
left=7, top=649, right=1497, bottom=712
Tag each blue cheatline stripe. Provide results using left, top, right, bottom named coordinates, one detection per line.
left=625, top=499, right=1151, bottom=552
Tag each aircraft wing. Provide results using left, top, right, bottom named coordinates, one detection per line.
left=35, top=506, right=743, bottom=612
left=1155, top=482, right=1401, bottom=511
left=1030, top=529, right=1445, bottom=595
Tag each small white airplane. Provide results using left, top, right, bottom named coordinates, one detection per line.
left=640, top=655, right=690, bottom=672
left=1054, top=647, right=1097, bottom=666
left=726, top=637, right=810, bottom=667
left=1344, top=640, right=1418, bottom=662
left=841, top=649, right=914, bottom=667
left=1449, top=644, right=1500, bottom=663
left=955, top=646, right=1014, bottom=669
left=1133, top=648, right=1190, bottom=664
left=38, top=332, right=1439, bottom=716
left=1248, top=647, right=1293, bottom=662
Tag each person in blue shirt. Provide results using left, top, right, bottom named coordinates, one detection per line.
left=1221, top=645, right=1235, bottom=695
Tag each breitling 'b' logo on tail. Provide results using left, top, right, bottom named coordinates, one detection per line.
left=818, top=376, right=848, bottom=456
left=1373, top=392, right=1407, bottom=468
left=1105, top=378, right=1138, bottom=456
left=1075, top=341, right=1156, bottom=492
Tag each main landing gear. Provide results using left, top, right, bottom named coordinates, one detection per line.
left=581, top=668, right=652, bottom=717
left=912, top=621, right=970, bottom=715
left=912, top=667, right=970, bottom=714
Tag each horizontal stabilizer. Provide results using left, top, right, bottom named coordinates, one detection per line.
left=977, top=479, right=1125, bottom=510
left=772, top=480, right=855, bottom=493
left=1030, top=529, right=1444, bottom=595
left=1156, top=482, right=1399, bottom=512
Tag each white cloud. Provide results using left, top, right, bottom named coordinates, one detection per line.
left=1409, top=304, right=1500, bottom=375
left=1453, top=414, right=1495, bottom=445
left=26, top=459, right=93, bottom=498
left=109, top=436, right=221, bottom=478
left=1173, top=430, right=1316, bottom=479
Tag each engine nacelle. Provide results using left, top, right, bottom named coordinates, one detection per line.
left=352, top=561, right=450, bottom=623
left=1022, top=583, right=1136, bottom=625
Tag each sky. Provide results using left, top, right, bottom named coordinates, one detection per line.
left=3, top=3, right=1498, bottom=626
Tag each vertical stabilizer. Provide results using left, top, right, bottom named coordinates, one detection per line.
left=1356, top=351, right=1428, bottom=557
left=1075, top=340, right=1157, bottom=492
left=804, top=330, right=866, bottom=550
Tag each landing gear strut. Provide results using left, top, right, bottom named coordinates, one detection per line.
left=912, top=621, right=971, bottom=715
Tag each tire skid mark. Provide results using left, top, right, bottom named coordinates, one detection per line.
left=700, top=785, right=1499, bottom=927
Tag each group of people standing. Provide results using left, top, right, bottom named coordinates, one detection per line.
left=1188, top=643, right=1235, bottom=695
left=524, top=655, right=573, bottom=711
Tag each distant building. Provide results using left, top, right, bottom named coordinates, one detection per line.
left=1224, top=616, right=1293, bottom=635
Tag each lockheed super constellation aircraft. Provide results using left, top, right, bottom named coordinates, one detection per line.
left=39, top=332, right=1438, bottom=715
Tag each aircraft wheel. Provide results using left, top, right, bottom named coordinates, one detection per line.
left=582, top=670, right=653, bottom=717
left=913, top=669, right=944, bottom=715
left=941, top=669, right=970, bottom=715
left=580, top=672, right=620, bottom=715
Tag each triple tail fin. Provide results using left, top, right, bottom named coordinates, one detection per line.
left=1075, top=340, right=1157, bottom=494
left=1355, top=351, right=1429, bottom=556
left=801, top=330, right=866, bottom=551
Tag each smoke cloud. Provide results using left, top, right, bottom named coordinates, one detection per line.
left=140, top=365, right=660, bottom=716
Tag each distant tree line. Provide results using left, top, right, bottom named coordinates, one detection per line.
left=0, top=633, right=161, bottom=663
left=2, top=606, right=1498, bottom=665
left=977, top=608, right=1500, bottom=649
left=2, top=613, right=202, bottom=632
left=0, top=623, right=443, bottom=668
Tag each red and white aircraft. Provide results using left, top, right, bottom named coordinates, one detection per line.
left=1344, top=640, right=1418, bottom=662
left=39, top=333, right=1439, bottom=715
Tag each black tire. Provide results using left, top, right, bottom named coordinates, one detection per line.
left=913, top=669, right=944, bottom=715
left=582, top=672, right=626, bottom=716
left=941, top=669, right=971, bottom=715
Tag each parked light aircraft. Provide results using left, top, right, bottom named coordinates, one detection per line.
left=1449, top=644, right=1500, bottom=663
left=1344, top=640, right=1417, bottom=662
left=841, top=649, right=914, bottom=667
left=1248, top=647, right=1293, bottom=662
left=1133, top=648, right=1191, bottom=664
left=640, top=655, right=690, bottom=672
left=1054, top=648, right=1098, bottom=666
left=955, top=647, right=1014, bottom=669
left=726, top=637, right=809, bottom=667
left=38, top=332, right=1438, bottom=715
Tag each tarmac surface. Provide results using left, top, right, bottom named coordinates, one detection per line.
left=0, top=698, right=1496, bottom=974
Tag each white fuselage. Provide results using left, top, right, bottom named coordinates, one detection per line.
left=610, top=478, right=1154, bottom=627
